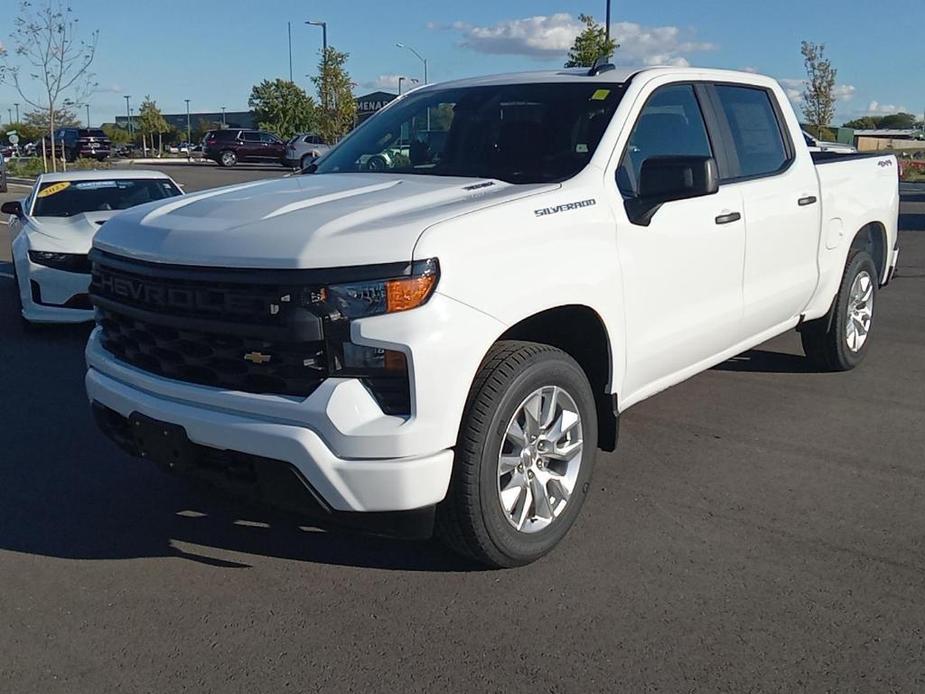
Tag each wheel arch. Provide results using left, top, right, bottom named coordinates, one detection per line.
left=494, top=304, right=619, bottom=452
left=850, top=221, right=888, bottom=283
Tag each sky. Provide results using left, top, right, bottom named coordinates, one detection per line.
left=1, top=0, right=922, bottom=127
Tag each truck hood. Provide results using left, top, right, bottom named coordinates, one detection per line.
left=29, top=211, right=117, bottom=253
left=93, top=173, right=557, bottom=268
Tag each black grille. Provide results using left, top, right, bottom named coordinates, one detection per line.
left=98, top=308, right=326, bottom=395
left=90, top=252, right=329, bottom=397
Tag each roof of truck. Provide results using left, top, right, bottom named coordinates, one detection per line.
left=418, top=66, right=776, bottom=90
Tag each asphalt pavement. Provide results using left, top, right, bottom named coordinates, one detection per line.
left=1, top=167, right=923, bottom=692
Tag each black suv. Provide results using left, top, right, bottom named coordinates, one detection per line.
left=201, top=129, right=287, bottom=167
left=45, top=127, right=112, bottom=162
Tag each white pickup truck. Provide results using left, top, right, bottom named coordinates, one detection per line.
left=85, top=66, right=899, bottom=567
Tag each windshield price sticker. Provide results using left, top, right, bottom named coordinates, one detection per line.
left=36, top=181, right=72, bottom=198
left=591, top=89, right=611, bottom=101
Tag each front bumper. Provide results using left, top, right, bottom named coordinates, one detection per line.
left=18, top=256, right=94, bottom=324
left=86, top=362, right=453, bottom=514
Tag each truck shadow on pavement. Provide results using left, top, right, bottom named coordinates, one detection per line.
left=0, top=279, right=476, bottom=573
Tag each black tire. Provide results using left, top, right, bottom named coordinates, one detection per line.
left=436, top=340, right=598, bottom=568
left=218, top=150, right=237, bottom=167
left=300, top=154, right=313, bottom=170
left=800, top=250, right=878, bottom=371
left=365, top=155, right=387, bottom=171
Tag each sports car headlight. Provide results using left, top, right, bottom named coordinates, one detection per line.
left=319, top=258, right=439, bottom=319
left=28, top=251, right=90, bottom=273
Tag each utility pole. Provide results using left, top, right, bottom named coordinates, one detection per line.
left=185, top=99, right=191, bottom=158
left=288, top=21, right=293, bottom=82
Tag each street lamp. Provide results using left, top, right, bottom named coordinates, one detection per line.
left=85, top=103, right=91, bottom=128
left=124, top=95, right=132, bottom=136
left=13, top=103, right=19, bottom=123
left=605, top=0, right=612, bottom=44
left=6, top=108, right=11, bottom=126
left=398, top=76, right=419, bottom=95
left=184, top=99, right=191, bottom=159
left=306, top=20, right=329, bottom=111
left=396, top=43, right=427, bottom=84
left=221, top=106, right=226, bottom=127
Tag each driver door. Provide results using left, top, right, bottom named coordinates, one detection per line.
left=615, top=83, right=747, bottom=398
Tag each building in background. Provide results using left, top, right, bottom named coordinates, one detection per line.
left=355, top=91, right=397, bottom=125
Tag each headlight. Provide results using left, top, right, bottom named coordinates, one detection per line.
left=28, top=251, right=90, bottom=273
left=319, top=258, right=439, bottom=319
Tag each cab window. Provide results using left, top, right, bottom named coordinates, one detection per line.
left=714, top=85, right=790, bottom=178
left=617, top=84, right=713, bottom=198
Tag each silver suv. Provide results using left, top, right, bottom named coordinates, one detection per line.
left=285, top=133, right=331, bottom=170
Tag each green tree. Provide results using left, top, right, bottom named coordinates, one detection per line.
left=564, top=14, right=618, bottom=68
left=843, top=116, right=879, bottom=130
left=311, top=47, right=357, bottom=143
left=0, top=1, right=99, bottom=170
left=800, top=41, right=838, bottom=133
left=248, top=79, right=317, bottom=139
left=101, top=123, right=131, bottom=145
left=879, top=113, right=917, bottom=129
left=136, top=96, right=169, bottom=154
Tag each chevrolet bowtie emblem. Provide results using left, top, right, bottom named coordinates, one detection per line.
left=243, top=351, right=272, bottom=364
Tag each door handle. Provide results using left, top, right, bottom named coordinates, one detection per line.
left=798, top=195, right=818, bottom=206
left=715, top=212, right=742, bottom=225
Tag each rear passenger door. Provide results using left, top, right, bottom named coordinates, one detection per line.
left=241, top=131, right=262, bottom=160
left=614, top=83, right=747, bottom=397
left=707, top=84, right=821, bottom=333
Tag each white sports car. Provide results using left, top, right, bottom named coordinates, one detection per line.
left=3, top=170, right=183, bottom=324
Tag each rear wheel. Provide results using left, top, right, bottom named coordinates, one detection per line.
left=800, top=250, right=878, bottom=371
left=219, top=150, right=237, bottom=167
left=300, top=154, right=314, bottom=170
left=437, top=341, right=598, bottom=568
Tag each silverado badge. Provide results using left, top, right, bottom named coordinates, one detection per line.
left=244, top=352, right=272, bottom=364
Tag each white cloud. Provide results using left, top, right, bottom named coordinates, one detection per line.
left=778, top=78, right=856, bottom=106
left=438, top=14, right=715, bottom=66
left=361, top=74, right=418, bottom=91
left=865, top=100, right=909, bottom=115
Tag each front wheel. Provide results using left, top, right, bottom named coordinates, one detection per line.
left=437, top=341, right=598, bottom=568
left=800, top=250, right=878, bottom=371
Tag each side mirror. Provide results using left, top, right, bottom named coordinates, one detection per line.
left=1, top=200, right=23, bottom=217
left=624, top=155, right=719, bottom=226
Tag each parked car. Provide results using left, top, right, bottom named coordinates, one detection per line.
left=85, top=66, right=899, bottom=567
left=0, top=151, right=7, bottom=193
left=201, top=129, right=287, bottom=167
left=43, top=127, right=112, bottom=162
left=3, top=170, right=183, bottom=324
left=285, top=133, right=331, bottom=169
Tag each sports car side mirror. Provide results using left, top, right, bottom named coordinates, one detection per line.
left=1, top=201, right=23, bottom=217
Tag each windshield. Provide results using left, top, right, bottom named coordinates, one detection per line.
left=31, top=178, right=182, bottom=218
left=314, top=82, right=625, bottom=184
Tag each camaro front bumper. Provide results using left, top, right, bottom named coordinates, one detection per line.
left=17, top=256, right=94, bottom=323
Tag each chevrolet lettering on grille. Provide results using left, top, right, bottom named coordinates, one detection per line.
left=94, top=270, right=258, bottom=316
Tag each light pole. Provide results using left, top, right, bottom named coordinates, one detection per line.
left=306, top=20, right=328, bottom=110
left=221, top=106, right=226, bottom=127
left=6, top=108, right=11, bottom=126
left=605, top=0, right=611, bottom=44
left=396, top=43, right=427, bottom=84
left=124, top=95, right=132, bottom=136
left=184, top=99, right=191, bottom=158
left=398, top=77, right=419, bottom=95
left=13, top=103, right=19, bottom=123
left=86, top=103, right=91, bottom=128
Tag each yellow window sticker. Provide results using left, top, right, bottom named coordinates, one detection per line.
left=591, top=89, right=611, bottom=101
left=36, top=181, right=71, bottom=198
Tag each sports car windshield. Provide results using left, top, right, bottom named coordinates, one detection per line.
left=314, top=82, right=625, bottom=184
left=31, top=178, right=182, bottom=218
